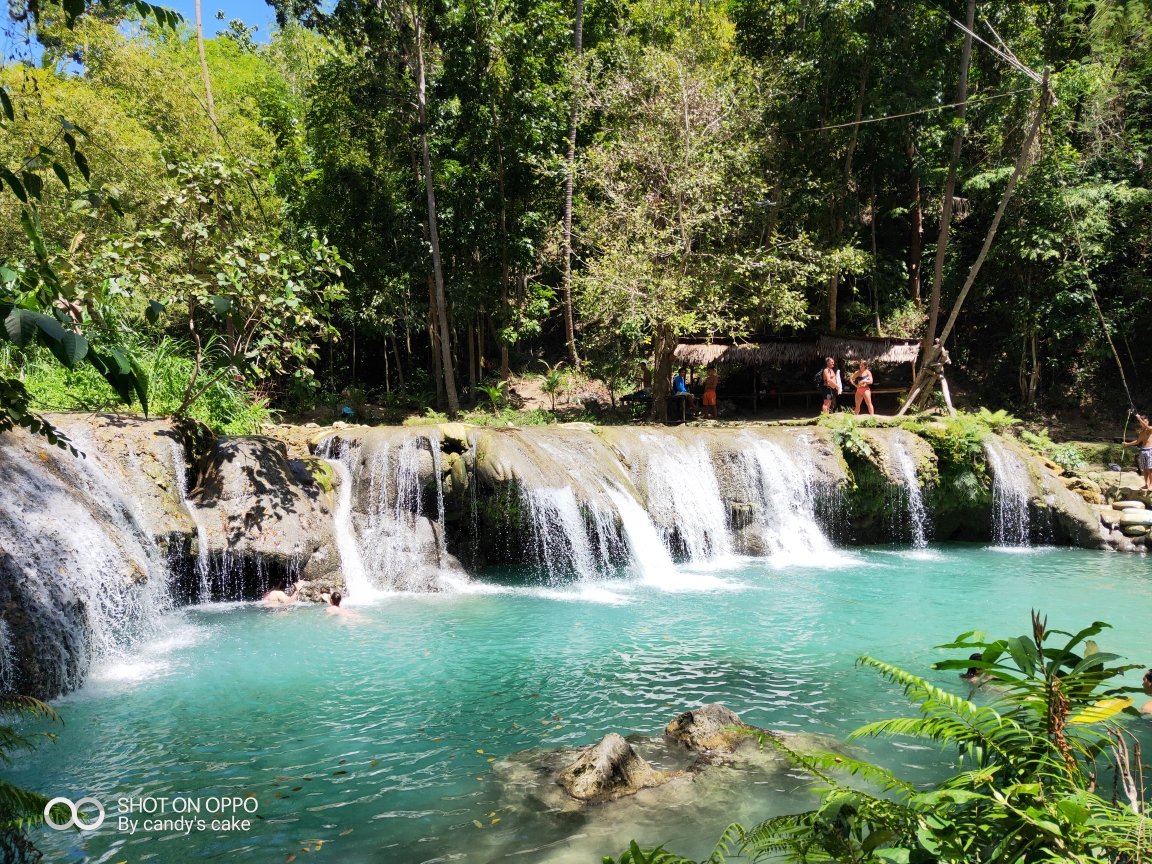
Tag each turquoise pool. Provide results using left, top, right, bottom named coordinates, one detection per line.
left=14, top=545, right=1152, bottom=863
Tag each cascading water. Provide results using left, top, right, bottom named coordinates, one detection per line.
left=605, top=487, right=678, bottom=584
left=888, top=436, right=929, bottom=549
left=985, top=439, right=1032, bottom=546
left=732, top=434, right=831, bottom=558
left=520, top=487, right=603, bottom=582
left=323, top=432, right=449, bottom=591
left=638, top=433, right=731, bottom=561
left=168, top=438, right=211, bottom=592
left=322, top=440, right=380, bottom=602
left=0, top=427, right=170, bottom=695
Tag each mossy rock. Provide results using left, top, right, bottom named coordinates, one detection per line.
left=289, top=456, right=336, bottom=493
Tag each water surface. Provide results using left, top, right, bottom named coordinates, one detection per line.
left=15, top=545, right=1152, bottom=863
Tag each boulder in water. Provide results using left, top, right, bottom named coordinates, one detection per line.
left=1112, top=498, right=1146, bottom=510
left=664, top=704, right=759, bottom=753
left=557, top=733, right=666, bottom=803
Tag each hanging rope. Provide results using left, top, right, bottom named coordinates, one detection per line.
left=1051, top=148, right=1137, bottom=412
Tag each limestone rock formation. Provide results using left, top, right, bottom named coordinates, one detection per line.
left=664, top=703, right=757, bottom=753
left=556, top=732, right=666, bottom=803
left=191, top=436, right=341, bottom=596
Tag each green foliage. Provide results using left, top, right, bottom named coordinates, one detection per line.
left=975, top=408, right=1021, bottom=435
left=479, top=380, right=509, bottom=413
left=1021, top=428, right=1088, bottom=472
left=615, top=613, right=1152, bottom=864
left=4, top=339, right=271, bottom=434
left=822, top=412, right=874, bottom=463
left=537, top=361, right=567, bottom=412
left=0, top=695, right=60, bottom=831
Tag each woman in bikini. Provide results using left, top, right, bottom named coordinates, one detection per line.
left=849, top=359, right=874, bottom=416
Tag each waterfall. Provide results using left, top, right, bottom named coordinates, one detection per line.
left=168, top=438, right=211, bottom=592
left=638, top=433, right=731, bottom=561
left=734, top=434, right=831, bottom=558
left=888, top=436, right=929, bottom=549
left=605, top=487, right=677, bottom=583
left=520, top=487, right=603, bottom=582
left=985, top=439, right=1032, bottom=546
left=322, top=432, right=449, bottom=591
left=0, top=427, right=170, bottom=695
left=324, top=445, right=381, bottom=602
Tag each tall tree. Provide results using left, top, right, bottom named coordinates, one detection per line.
left=561, top=0, right=583, bottom=367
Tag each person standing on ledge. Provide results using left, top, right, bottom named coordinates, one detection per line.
left=702, top=365, right=719, bottom=420
left=849, top=359, right=874, bottom=416
left=820, top=357, right=838, bottom=414
left=1123, top=413, right=1152, bottom=490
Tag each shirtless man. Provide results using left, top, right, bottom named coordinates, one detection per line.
left=820, top=358, right=838, bottom=415
left=1123, top=413, right=1152, bottom=490
left=263, top=580, right=300, bottom=605
left=320, top=591, right=355, bottom=616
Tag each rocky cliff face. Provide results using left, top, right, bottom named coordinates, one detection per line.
left=0, top=414, right=1119, bottom=700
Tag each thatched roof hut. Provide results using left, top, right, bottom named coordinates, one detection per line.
left=673, top=335, right=920, bottom=366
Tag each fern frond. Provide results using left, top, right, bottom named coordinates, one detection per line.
left=0, top=778, right=48, bottom=830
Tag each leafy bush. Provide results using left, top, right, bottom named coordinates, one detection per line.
left=1020, top=428, right=1087, bottom=472
left=821, top=412, right=874, bottom=462
left=609, top=613, right=1150, bottom=864
left=3, top=338, right=271, bottom=435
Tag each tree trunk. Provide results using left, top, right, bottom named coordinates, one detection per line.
left=384, top=334, right=391, bottom=395
left=412, top=10, right=460, bottom=414
left=561, top=0, right=583, bottom=367
left=429, top=276, right=445, bottom=409
left=924, top=0, right=975, bottom=356
left=828, top=272, right=839, bottom=334
left=194, top=0, right=219, bottom=137
left=908, top=144, right=922, bottom=304
left=392, top=336, right=405, bottom=392
left=467, top=320, right=477, bottom=403
left=898, top=69, right=1052, bottom=415
left=650, top=324, right=675, bottom=423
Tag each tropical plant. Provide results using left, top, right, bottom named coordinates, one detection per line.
left=0, top=695, right=62, bottom=830
left=823, top=413, right=874, bottom=462
left=479, top=380, right=509, bottom=413
left=538, top=361, right=566, bottom=412
left=609, top=613, right=1152, bottom=864
left=975, top=408, right=1022, bottom=435
left=1021, top=428, right=1087, bottom=473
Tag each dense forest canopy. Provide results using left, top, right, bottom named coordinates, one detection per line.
left=1, top=0, right=1150, bottom=433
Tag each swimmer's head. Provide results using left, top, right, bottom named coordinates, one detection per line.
left=330, top=592, right=342, bottom=607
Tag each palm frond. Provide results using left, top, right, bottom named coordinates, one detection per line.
left=0, top=778, right=48, bottom=830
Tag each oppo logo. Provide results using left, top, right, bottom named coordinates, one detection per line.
left=44, top=797, right=105, bottom=831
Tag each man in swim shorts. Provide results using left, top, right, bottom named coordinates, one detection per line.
left=820, top=358, right=838, bottom=415
left=1123, top=413, right=1152, bottom=490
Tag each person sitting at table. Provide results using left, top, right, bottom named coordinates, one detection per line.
left=672, top=367, right=696, bottom=410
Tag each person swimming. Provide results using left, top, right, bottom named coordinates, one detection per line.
left=960, top=652, right=984, bottom=682
left=263, top=580, right=300, bottom=605
left=320, top=591, right=354, bottom=615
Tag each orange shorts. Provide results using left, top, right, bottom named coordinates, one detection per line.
left=703, top=391, right=717, bottom=406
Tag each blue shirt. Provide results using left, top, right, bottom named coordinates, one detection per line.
left=672, top=375, right=688, bottom=394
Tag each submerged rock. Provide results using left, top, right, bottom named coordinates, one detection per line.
left=664, top=703, right=758, bottom=753
left=557, top=733, right=667, bottom=803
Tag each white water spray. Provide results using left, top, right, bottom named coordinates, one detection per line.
left=639, top=433, right=731, bottom=561
left=324, top=449, right=383, bottom=603
left=889, top=436, right=929, bottom=549
left=735, top=435, right=831, bottom=559
left=985, top=439, right=1032, bottom=546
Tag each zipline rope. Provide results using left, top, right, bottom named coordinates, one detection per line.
left=1051, top=140, right=1137, bottom=412
left=797, top=87, right=1038, bottom=134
